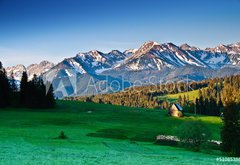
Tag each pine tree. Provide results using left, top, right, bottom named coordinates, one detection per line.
left=178, top=95, right=183, bottom=106
left=9, top=72, right=19, bottom=106
left=187, top=94, right=190, bottom=104
left=218, top=98, right=223, bottom=114
left=203, top=98, right=209, bottom=115
left=221, top=102, right=240, bottom=156
left=209, top=96, right=217, bottom=116
left=221, top=85, right=240, bottom=156
left=27, top=75, right=43, bottom=108
left=198, top=96, right=204, bottom=114
left=20, top=71, right=28, bottom=106
left=0, top=62, right=10, bottom=107
left=195, top=98, right=199, bottom=115
left=9, top=72, right=18, bottom=92
left=26, top=75, right=55, bottom=108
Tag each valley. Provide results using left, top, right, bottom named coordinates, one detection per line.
left=2, top=1, right=240, bottom=164
left=0, top=100, right=225, bottom=164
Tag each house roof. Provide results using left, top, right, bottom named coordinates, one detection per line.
left=174, top=103, right=183, bottom=111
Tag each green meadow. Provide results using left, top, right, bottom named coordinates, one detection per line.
left=158, top=88, right=206, bottom=103
left=0, top=100, right=232, bottom=165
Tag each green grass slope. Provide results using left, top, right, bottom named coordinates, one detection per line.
left=158, top=88, right=207, bottom=103
left=0, top=100, right=226, bottom=165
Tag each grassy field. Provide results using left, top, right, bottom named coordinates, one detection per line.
left=158, top=88, right=207, bottom=103
left=0, top=100, right=231, bottom=165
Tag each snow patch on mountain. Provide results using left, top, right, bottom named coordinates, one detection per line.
left=6, top=61, right=54, bottom=81
left=6, top=65, right=26, bottom=81
left=6, top=41, right=240, bottom=98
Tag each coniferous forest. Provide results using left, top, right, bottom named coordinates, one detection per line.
left=68, top=75, right=240, bottom=117
left=0, top=62, right=55, bottom=109
left=67, top=80, right=208, bottom=109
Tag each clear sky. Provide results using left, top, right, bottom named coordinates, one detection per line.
left=1, top=0, right=240, bottom=67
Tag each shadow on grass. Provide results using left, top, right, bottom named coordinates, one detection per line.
left=86, top=128, right=159, bottom=142
left=86, top=128, right=129, bottom=140
left=40, top=118, right=86, bottom=126
left=130, top=131, right=160, bottom=142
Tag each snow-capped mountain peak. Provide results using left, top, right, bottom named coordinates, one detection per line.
left=7, top=41, right=240, bottom=81
left=114, top=41, right=240, bottom=71
left=180, top=43, right=192, bottom=50
left=135, top=41, right=160, bottom=55
left=6, top=61, right=54, bottom=81
left=6, top=64, right=26, bottom=81
left=5, top=40, right=240, bottom=98
left=124, top=49, right=138, bottom=57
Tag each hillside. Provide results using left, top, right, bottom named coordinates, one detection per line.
left=0, top=100, right=224, bottom=164
left=158, top=88, right=207, bottom=103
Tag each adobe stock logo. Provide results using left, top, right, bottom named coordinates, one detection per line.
left=43, top=68, right=194, bottom=97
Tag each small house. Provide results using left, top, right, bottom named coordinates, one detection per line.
left=169, top=103, right=183, bottom=117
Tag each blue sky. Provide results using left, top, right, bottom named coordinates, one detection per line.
left=1, top=0, right=240, bottom=67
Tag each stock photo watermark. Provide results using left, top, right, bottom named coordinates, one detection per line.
left=43, top=69, right=195, bottom=97
left=216, top=157, right=240, bottom=162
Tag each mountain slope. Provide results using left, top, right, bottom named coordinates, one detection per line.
left=6, top=64, right=26, bottom=81
left=114, top=41, right=240, bottom=71
left=6, top=41, right=240, bottom=98
left=6, top=61, right=54, bottom=81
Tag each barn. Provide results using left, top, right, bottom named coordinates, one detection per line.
left=169, top=103, right=183, bottom=117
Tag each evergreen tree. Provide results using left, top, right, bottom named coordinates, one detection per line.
left=26, top=75, right=55, bottom=108
left=20, top=71, right=28, bottom=106
left=9, top=72, right=18, bottom=92
left=183, top=95, right=187, bottom=106
left=195, top=98, right=199, bottom=115
left=218, top=97, right=223, bottom=114
left=187, top=95, right=190, bottom=104
left=45, top=82, right=55, bottom=108
left=9, top=72, right=19, bottom=106
left=209, top=96, right=217, bottom=116
left=178, top=95, right=183, bottom=106
left=198, top=95, right=204, bottom=114
left=27, top=75, right=43, bottom=108
left=0, top=62, right=10, bottom=107
left=221, top=85, right=240, bottom=156
left=0, top=64, right=55, bottom=109
left=221, top=102, right=240, bottom=156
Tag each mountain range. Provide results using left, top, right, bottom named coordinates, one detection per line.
left=6, top=61, right=54, bottom=81
left=5, top=41, right=240, bottom=98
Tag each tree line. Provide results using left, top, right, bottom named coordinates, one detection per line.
left=0, top=62, right=55, bottom=109
left=66, top=74, right=240, bottom=117
left=180, top=75, right=240, bottom=156
left=67, top=74, right=240, bottom=156
left=66, top=80, right=208, bottom=109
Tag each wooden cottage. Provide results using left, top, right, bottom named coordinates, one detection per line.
left=169, top=103, right=183, bottom=117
